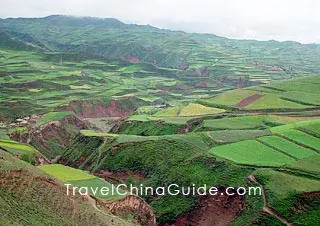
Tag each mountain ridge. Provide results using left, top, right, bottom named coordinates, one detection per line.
left=2, top=14, right=318, bottom=44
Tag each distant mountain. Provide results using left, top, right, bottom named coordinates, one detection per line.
left=0, top=15, right=318, bottom=73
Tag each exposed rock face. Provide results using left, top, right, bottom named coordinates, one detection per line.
left=11, top=115, right=86, bottom=143
left=57, top=100, right=131, bottom=118
left=10, top=115, right=88, bottom=160
left=97, top=195, right=156, bottom=226
left=123, top=56, right=141, bottom=63
left=163, top=189, right=244, bottom=226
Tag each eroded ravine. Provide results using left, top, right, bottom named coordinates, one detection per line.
left=248, top=174, right=294, bottom=226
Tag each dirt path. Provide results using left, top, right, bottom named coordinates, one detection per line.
left=85, top=195, right=132, bottom=226
left=248, top=174, right=294, bottom=226
left=69, top=197, right=76, bottom=224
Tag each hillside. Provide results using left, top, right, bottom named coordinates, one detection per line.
left=1, top=15, right=319, bottom=74
left=0, top=15, right=319, bottom=226
left=0, top=151, right=137, bottom=225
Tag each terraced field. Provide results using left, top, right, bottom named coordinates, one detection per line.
left=200, top=75, right=320, bottom=111
left=199, top=89, right=258, bottom=107
left=286, top=155, right=320, bottom=175
left=258, top=135, right=316, bottom=159
left=206, top=129, right=270, bottom=143
left=0, top=139, right=38, bottom=162
left=38, top=164, right=125, bottom=200
left=270, top=119, right=320, bottom=133
left=202, top=115, right=267, bottom=130
left=299, top=122, right=320, bottom=137
left=0, top=15, right=319, bottom=226
left=80, top=130, right=120, bottom=137
left=36, top=111, right=74, bottom=126
left=179, top=103, right=225, bottom=116
left=154, top=103, right=225, bottom=117
left=279, top=130, right=320, bottom=151
left=209, top=140, right=295, bottom=167
left=206, top=118, right=320, bottom=183
left=243, top=93, right=311, bottom=110
left=281, top=91, right=320, bottom=106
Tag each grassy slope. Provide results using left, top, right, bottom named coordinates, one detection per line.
left=61, top=136, right=253, bottom=223
left=255, top=169, right=320, bottom=224
left=0, top=17, right=319, bottom=226
left=0, top=152, right=131, bottom=226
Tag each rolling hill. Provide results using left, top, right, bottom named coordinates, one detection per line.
left=0, top=15, right=319, bottom=226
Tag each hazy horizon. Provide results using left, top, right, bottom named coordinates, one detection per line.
left=1, top=0, right=319, bottom=44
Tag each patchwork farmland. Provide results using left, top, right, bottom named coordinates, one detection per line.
left=0, top=15, right=319, bottom=226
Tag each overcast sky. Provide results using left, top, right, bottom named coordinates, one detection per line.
left=0, top=0, right=319, bottom=43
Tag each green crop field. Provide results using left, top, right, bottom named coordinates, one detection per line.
left=80, top=130, right=120, bottom=137
left=201, top=89, right=258, bottom=106
left=280, top=130, right=320, bottom=151
left=154, top=104, right=224, bottom=117
left=38, top=164, right=125, bottom=200
left=36, top=111, right=74, bottom=126
left=270, top=119, right=320, bottom=133
left=299, top=122, right=320, bottom=136
left=244, top=94, right=311, bottom=110
left=266, top=79, right=320, bottom=94
left=178, top=103, right=225, bottom=116
left=258, top=136, right=316, bottom=159
left=129, top=114, right=196, bottom=125
left=286, top=155, right=320, bottom=175
left=0, top=139, right=37, bottom=163
left=265, top=115, right=320, bottom=125
left=0, top=139, right=36, bottom=153
left=281, top=91, right=320, bottom=106
left=0, top=15, right=320, bottom=226
left=38, top=164, right=96, bottom=181
left=203, top=115, right=266, bottom=130
left=209, top=140, right=295, bottom=166
left=154, top=106, right=182, bottom=117
left=206, top=129, right=270, bottom=143
left=151, top=116, right=195, bottom=125
left=200, top=114, right=313, bottom=131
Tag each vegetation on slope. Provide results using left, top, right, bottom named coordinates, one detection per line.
left=0, top=151, right=132, bottom=226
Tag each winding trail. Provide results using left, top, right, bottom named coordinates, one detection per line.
left=85, top=195, right=132, bottom=226
left=247, top=174, right=294, bottom=226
